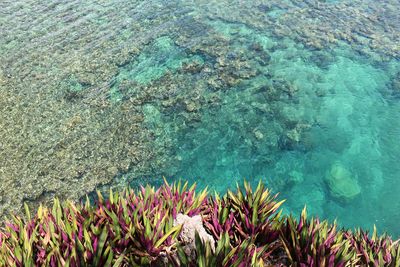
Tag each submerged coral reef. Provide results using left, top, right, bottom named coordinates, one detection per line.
left=0, top=0, right=400, bottom=237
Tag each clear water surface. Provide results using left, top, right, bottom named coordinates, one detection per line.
left=0, top=0, right=399, bottom=236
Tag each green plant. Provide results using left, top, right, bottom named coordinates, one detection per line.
left=280, top=207, right=358, bottom=267
left=0, top=180, right=398, bottom=266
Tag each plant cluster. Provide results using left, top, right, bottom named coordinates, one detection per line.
left=0, top=180, right=399, bottom=266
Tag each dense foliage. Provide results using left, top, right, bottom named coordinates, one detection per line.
left=0, top=180, right=398, bottom=266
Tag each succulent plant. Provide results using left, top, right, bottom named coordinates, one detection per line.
left=229, top=181, right=284, bottom=245
left=175, top=232, right=273, bottom=267
left=347, top=227, right=400, bottom=266
left=0, top=180, right=208, bottom=266
left=280, top=207, right=358, bottom=267
left=0, top=180, right=398, bottom=267
left=203, top=181, right=283, bottom=246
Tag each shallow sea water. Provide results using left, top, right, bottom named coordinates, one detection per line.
left=1, top=0, right=400, bottom=236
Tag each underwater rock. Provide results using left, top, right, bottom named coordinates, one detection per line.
left=325, top=162, right=361, bottom=201
left=286, top=128, right=301, bottom=143
left=272, top=79, right=298, bottom=97
left=251, top=101, right=271, bottom=114
left=207, top=77, right=223, bottom=90
left=182, top=60, right=204, bottom=73
left=161, top=99, right=175, bottom=108
left=280, top=106, right=302, bottom=127
left=185, top=100, right=199, bottom=112
left=278, top=127, right=304, bottom=151
left=257, top=53, right=272, bottom=66
left=250, top=42, right=264, bottom=52
left=278, top=135, right=293, bottom=151
left=254, top=129, right=264, bottom=140
left=288, top=170, right=304, bottom=186
left=309, top=52, right=335, bottom=70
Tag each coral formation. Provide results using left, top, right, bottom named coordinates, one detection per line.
left=325, top=162, right=361, bottom=201
left=0, top=0, right=399, bottom=238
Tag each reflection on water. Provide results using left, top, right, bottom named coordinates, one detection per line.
left=0, top=0, right=400, bottom=236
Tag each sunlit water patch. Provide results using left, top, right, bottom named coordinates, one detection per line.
left=128, top=21, right=400, bottom=235
left=169, top=45, right=400, bottom=232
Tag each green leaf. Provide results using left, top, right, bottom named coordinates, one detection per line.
left=104, top=247, right=114, bottom=266
left=154, top=224, right=182, bottom=248
left=94, top=227, right=108, bottom=265
left=113, top=253, right=125, bottom=267
left=24, top=203, right=31, bottom=222
left=109, top=188, right=114, bottom=205
left=176, top=246, right=188, bottom=265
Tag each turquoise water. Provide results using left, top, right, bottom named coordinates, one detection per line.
left=132, top=27, right=400, bottom=234
left=1, top=0, right=400, bottom=236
